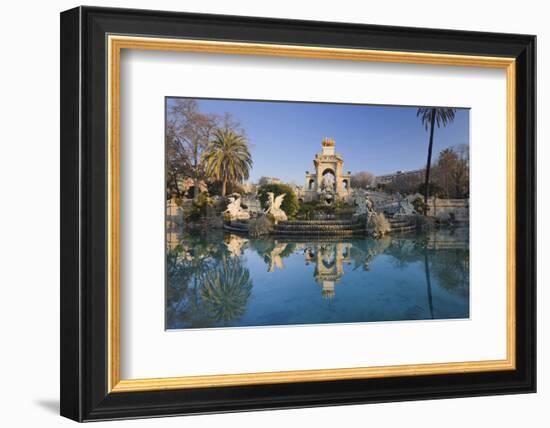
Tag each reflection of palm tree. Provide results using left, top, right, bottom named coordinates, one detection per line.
left=424, top=250, right=434, bottom=319
left=166, top=230, right=234, bottom=328
left=417, top=108, right=457, bottom=213
left=202, top=128, right=252, bottom=196
left=200, top=256, right=253, bottom=323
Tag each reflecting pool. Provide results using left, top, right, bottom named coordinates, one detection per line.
left=166, top=227, right=469, bottom=329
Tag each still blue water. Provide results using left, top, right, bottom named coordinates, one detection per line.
left=166, top=228, right=469, bottom=329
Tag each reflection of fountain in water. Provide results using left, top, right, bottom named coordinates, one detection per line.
left=320, top=245, right=336, bottom=269
left=166, top=227, right=470, bottom=328
left=224, top=233, right=249, bottom=257
left=264, top=243, right=291, bottom=272
left=249, top=239, right=296, bottom=273
left=265, top=238, right=399, bottom=299
left=305, top=242, right=353, bottom=299
left=166, top=200, right=185, bottom=251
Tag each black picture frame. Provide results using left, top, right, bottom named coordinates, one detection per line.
left=60, top=5, right=536, bottom=422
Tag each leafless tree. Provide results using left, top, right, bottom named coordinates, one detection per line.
left=417, top=108, right=457, bottom=213
left=350, top=171, right=375, bottom=189
left=167, top=99, right=218, bottom=197
left=166, top=100, right=251, bottom=199
left=432, top=145, right=469, bottom=199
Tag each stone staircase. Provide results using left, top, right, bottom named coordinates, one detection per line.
left=223, top=220, right=249, bottom=234
left=388, top=217, right=417, bottom=233
left=223, top=217, right=418, bottom=237
left=272, top=219, right=365, bottom=236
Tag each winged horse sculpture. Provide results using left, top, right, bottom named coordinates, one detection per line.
left=223, top=193, right=250, bottom=221
left=265, top=192, right=288, bottom=222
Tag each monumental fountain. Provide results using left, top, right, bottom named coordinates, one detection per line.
left=222, top=138, right=417, bottom=237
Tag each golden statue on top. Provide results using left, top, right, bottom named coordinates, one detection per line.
left=322, top=137, right=335, bottom=147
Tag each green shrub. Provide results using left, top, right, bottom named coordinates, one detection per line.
left=171, top=196, right=184, bottom=207
left=207, top=180, right=245, bottom=197
left=184, top=194, right=215, bottom=222
left=412, top=196, right=427, bottom=214
left=297, top=199, right=353, bottom=218
left=249, top=215, right=273, bottom=237
left=257, top=183, right=299, bottom=219
left=297, top=201, right=318, bottom=218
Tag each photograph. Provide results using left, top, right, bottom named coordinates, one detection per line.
left=56, top=4, right=536, bottom=422
left=165, top=98, right=470, bottom=330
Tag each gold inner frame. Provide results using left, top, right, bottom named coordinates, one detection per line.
left=107, top=35, right=516, bottom=393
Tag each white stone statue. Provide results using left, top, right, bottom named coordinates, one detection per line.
left=265, top=192, right=288, bottom=222
left=320, top=173, right=335, bottom=192
left=393, top=199, right=416, bottom=217
left=365, top=196, right=375, bottom=214
left=354, top=194, right=375, bottom=217
left=223, top=194, right=250, bottom=221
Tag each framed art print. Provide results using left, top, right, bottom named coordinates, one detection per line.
left=60, top=6, right=536, bottom=422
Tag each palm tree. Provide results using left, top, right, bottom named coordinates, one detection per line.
left=202, top=128, right=252, bottom=196
left=417, top=108, right=457, bottom=214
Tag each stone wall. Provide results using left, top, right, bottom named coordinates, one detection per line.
left=241, top=196, right=263, bottom=214
left=355, top=192, right=469, bottom=222
left=167, top=199, right=185, bottom=226
left=427, top=197, right=469, bottom=222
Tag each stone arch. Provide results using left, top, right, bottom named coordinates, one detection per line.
left=320, top=168, right=336, bottom=192
left=308, top=178, right=315, bottom=190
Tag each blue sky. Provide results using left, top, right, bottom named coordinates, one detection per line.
left=167, top=97, right=469, bottom=184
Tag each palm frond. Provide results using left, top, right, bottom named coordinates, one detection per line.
left=202, top=128, right=253, bottom=185
left=417, top=107, right=457, bottom=130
